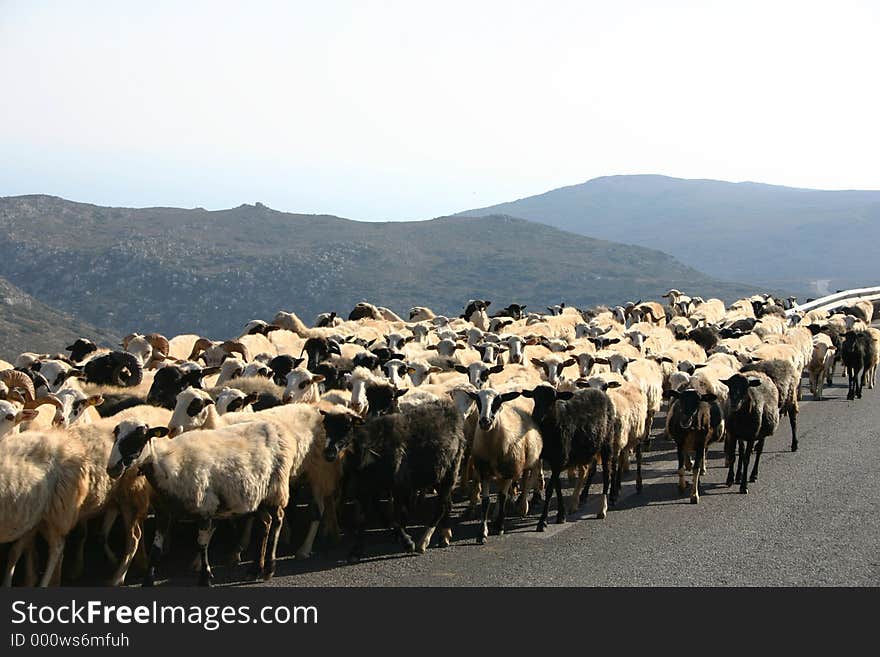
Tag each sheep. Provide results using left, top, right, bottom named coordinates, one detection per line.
left=215, top=387, right=258, bottom=415
left=187, top=338, right=250, bottom=367
left=0, top=399, right=40, bottom=439
left=741, top=359, right=800, bottom=452
left=628, top=301, right=666, bottom=326
left=664, top=388, right=725, bottom=503
left=82, top=351, right=145, bottom=388
left=281, top=368, right=325, bottom=404
left=530, top=354, right=578, bottom=386
left=107, top=418, right=295, bottom=585
left=864, top=327, right=880, bottom=390
left=462, top=299, right=492, bottom=330
left=63, top=405, right=172, bottom=585
left=454, top=361, right=504, bottom=389
left=0, top=430, right=90, bottom=586
left=806, top=334, right=836, bottom=400
left=215, top=356, right=247, bottom=385
left=145, top=364, right=220, bottom=410
left=405, top=360, right=443, bottom=386
left=165, top=389, right=342, bottom=560
left=66, top=338, right=100, bottom=364
left=465, top=388, right=543, bottom=544
left=121, top=333, right=170, bottom=369
left=720, top=372, right=780, bottom=494
left=348, top=301, right=384, bottom=321
left=321, top=399, right=465, bottom=560
left=839, top=330, right=878, bottom=400
left=521, top=384, right=615, bottom=529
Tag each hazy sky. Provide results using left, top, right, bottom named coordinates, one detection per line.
left=2, top=1, right=879, bottom=220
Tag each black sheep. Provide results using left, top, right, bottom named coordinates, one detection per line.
left=720, top=372, right=780, bottom=494
left=664, top=388, right=724, bottom=503
left=840, top=330, right=877, bottom=400
left=83, top=351, right=144, bottom=387
left=521, top=384, right=616, bottom=530
left=321, top=400, right=465, bottom=562
left=146, top=365, right=220, bottom=409
left=741, top=358, right=800, bottom=451
left=687, top=325, right=719, bottom=352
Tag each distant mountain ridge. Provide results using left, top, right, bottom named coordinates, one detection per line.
left=0, top=194, right=758, bottom=341
left=458, top=174, right=880, bottom=294
left=0, top=276, right=119, bottom=361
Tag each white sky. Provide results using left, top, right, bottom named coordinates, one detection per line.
left=2, top=0, right=879, bottom=220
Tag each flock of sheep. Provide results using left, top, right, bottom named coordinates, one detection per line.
left=0, top=291, right=877, bottom=586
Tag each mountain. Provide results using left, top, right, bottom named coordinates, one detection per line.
left=458, top=174, right=880, bottom=294
left=0, top=276, right=119, bottom=361
left=0, top=195, right=758, bottom=341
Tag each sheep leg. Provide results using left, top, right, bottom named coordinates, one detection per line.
left=734, top=440, right=745, bottom=484
left=109, top=508, right=142, bottom=587
left=725, top=438, right=736, bottom=487
left=263, top=506, right=284, bottom=581
left=789, top=406, right=799, bottom=452
left=197, top=518, right=215, bottom=586
left=567, top=466, right=587, bottom=515
left=232, top=516, right=255, bottom=565
left=418, top=470, right=455, bottom=553
left=749, top=438, right=765, bottom=483
left=38, top=528, right=65, bottom=588
left=320, top=493, right=342, bottom=545
left=3, top=531, right=35, bottom=586
left=609, top=451, right=621, bottom=507
left=579, top=461, right=597, bottom=506
left=254, top=507, right=272, bottom=580
left=67, top=521, right=88, bottom=582
left=143, top=514, right=171, bottom=587
left=100, top=507, right=120, bottom=565
left=677, top=443, right=687, bottom=493
left=492, top=479, right=512, bottom=536
left=635, top=442, right=644, bottom=493
left=691, top=444, right=705, bottom=504
left=739, top=442, right=753, bottom=494
left=598, top=444, right=611, bottom=519
left=537, top=470, right=558, bottom=532
left=296, top=495, right=325, bottom=559
left=517, top=469, right=534, bottom=517
left=478, top=477, right=491, bottom=544
left=348, top=495, right=370, bottom=563
left=392, top=487, right=416, bottom=552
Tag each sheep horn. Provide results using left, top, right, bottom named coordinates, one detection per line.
left=221, top=340, right=250, bottom=362
left=24, top=393, right=64, bottom=411
left=0, top=369, right=35, bottom=402
left=146, top=333, right=170, bottom=357
left=121, top=333, right=141, bottom=349
left=113, top=353, right=144, bottom=387
left=188, top=338, right=215, bottom=361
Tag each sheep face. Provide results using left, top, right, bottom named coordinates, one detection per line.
left=425, top=339, right=464, bottom=358
left=66, top=338, right=98, bottom=364
left=147, top=365, right=219, bottom=409
left=664, top=389, right=717, bottom=430
left=520, top=384, right=573, bottom=424
left=720, top=374, right=763, bottom=412
left=365, top=382, right=407, bottom=418
left=107, top=420, right=169, bottom=479
left=168, top=388, right=215, bottom=436
left=382, top=359, right=409, bottom=389
left=0, top=400, right=38, bottom=438
left=56, top=389, right=103, bottom=427
left=215, top=388, right=256, bottom=414
left=530, top=356, right=577, bottom=386
left=282, top=369, right=325, bottom=403
left=455, top=362, right=504, bottom=389
left=406, top=362, right=441, bottom=386
left=466, top=388, right=521, bottom=431
left=320, top=410, right=365, bottom=461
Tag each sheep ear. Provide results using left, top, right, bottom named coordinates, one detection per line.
left=17, top=409, right=40, bottom=423
left=395, top=388, right=408, bottom=398
left=575, top=380, right=590, bottom=388
left=428, top=366, right=443, bottom=374
left=557, top=391, right=574, bottom=401
left=454, top=365, right=469, bottom=374
left=747, top=378, right=762, bottom=387
left=454, top=344, right=466, bottom=350
left=628, top=358, right=637, bottom=363
left=319, top=409, right=328, bottom=416
left=530, top=358, right=543, bottom=368
left=425, top=344, right=438, bottom=351
left=562, top=358, right=577, bottom=368
left=520, top=388, right=534, bottom=398
left=88, top=394, right=104, bottom=407
left=593, top=357, right=609, bottom=365
left=701, top=393, right=718, bottom=402
left=244, top=392, right=260, bottom=405
left=489, top=364, right=505, bottom=374
left=149, top=427, right=169, bottom=438
left=605, top=380, right=622, bottom=389
left=465, top=390, right=479, bottom=401
left=663, top=389, right=679, bottom=399
left=606, top=338, right=620, bottom=345
left=499, top=391, right=521, bottom=403
left=312, top=375, right=326, bottom=384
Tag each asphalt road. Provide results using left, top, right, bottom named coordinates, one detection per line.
left=221, top=370, right=876, bottom=587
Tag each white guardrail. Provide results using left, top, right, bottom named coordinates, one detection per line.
left=786, top=286, right=880, bottom=316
